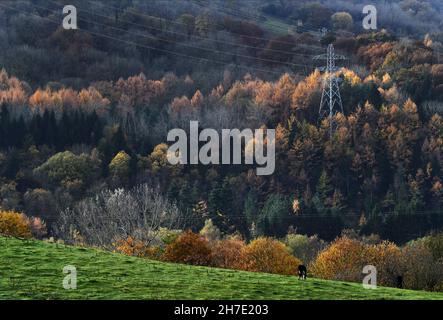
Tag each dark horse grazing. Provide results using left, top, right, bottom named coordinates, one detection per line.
left=298, top=265, right=307, bottom=280
left=396, top=276, right=404, bottom=289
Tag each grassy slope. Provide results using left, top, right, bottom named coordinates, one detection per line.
left=261, top=14, right=294, bottom=35
left=0, top=237, right=442, bottom=300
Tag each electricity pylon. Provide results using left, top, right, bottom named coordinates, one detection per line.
left=314, top=44, right=346, bottom=137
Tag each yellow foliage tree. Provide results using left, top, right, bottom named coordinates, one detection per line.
left=0, top=211, right=32, bottom=238
left=331, top=12, right=354, bottom=30
left=149, top=143, right=170, bottom=173
left=366, top=241, right=403, bottom=287
left=241, top=237, right=301, bottom=275
left=311, top=237, right=369, bottom=282
left=313, top=237, right=406, bottom=287
left=109, top=151, right=131, bottom=179
left=291, top=70, right=322, bottom=120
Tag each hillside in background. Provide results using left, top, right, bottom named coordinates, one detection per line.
left=1, top=0, right=443, bottom=88
left=1, top=0, right=443, bottom=284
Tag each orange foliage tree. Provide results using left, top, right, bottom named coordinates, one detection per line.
left=163, top=231, right=213, bottom=266
left=211, top=238, right=246, bottom=269
left=312, top=237, right=405, bottom=287
left=114, top=236, right=161, bottom=259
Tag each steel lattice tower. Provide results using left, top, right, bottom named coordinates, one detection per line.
left=314, top=44, right=346, bottom=137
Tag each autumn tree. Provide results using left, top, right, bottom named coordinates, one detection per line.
left=331, top=12, right=354, bottom=31
left=211, top=237, right=246, bottom=269
left=291, top=70, right=322, bottom=121
left=109, top=150, right=133, bottom=186
left=163, top=230, right=213, bottom=266
left=241, top=237, right=301, bottom=275
left=34, top=151, right=100, bottom=193
left=199, top=219, right=221, bottom=242
left=312, top=237, right=369, bottom=282
left=0, top=211, right=32, bottom=238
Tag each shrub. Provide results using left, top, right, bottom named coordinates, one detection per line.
left=0, top=211, right=32, bottom=238
left=163, top=231, right=212, bottom=266
left=424, top=233, right=443, bottom=261
left=312, top=236, right=442, bottom=291
left=28, top=217, right=47, bottom=239
left=156, top=228, right=182, bottom=246
left=367, top=241, right=403, bottom=287
left=211, top=238, right=246, bottom=269
left=402, top=241, right=443, bottom=291
left=23, top=188, right=56, bottom=222
left=114, top=236, right=161, bottom=259
left=241, top=237, right=301, bottom=275
left=285, top=233, right=326, bottom=265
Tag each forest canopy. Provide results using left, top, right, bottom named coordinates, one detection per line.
left=0, top=0, right=443, bottom=244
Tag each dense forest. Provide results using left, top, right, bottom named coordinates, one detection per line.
left=1, top=0, right=443, bottom=245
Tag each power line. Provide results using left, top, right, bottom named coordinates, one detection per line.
left=94, top=0, right=301, bottom=45
left=78, top=0, right=345, bottom=55
left=26, top=1, right=318, bottom=70
left=46, top=0, right=317, bottom=60
left=201, top=0, right=357, bottom=55
left=194, top=0, right=338, bottom=39
left=190, top=0, right=349, bottom=57
left=195, top=0, right=304, bottom=35
left=200, top=0, right=338, bottom=56
left=30, top=208, right=443, bottom=222
left=0, top=2, right=297, bottom=77
left=97, top=0, right=324, bottom=49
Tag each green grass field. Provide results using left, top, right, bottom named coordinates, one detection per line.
left=261, top=14, right=294, bottom=35
left=0, top=237, right=442, bottom=300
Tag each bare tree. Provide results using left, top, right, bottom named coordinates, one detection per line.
left=55, top=184, right=183, bottom=248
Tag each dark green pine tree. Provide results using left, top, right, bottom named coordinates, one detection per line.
left=0, top=105, right=9, bottom=148
left=207, top=178, right=237, bottom=233
left=313, top=169, right=334, bottom=216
